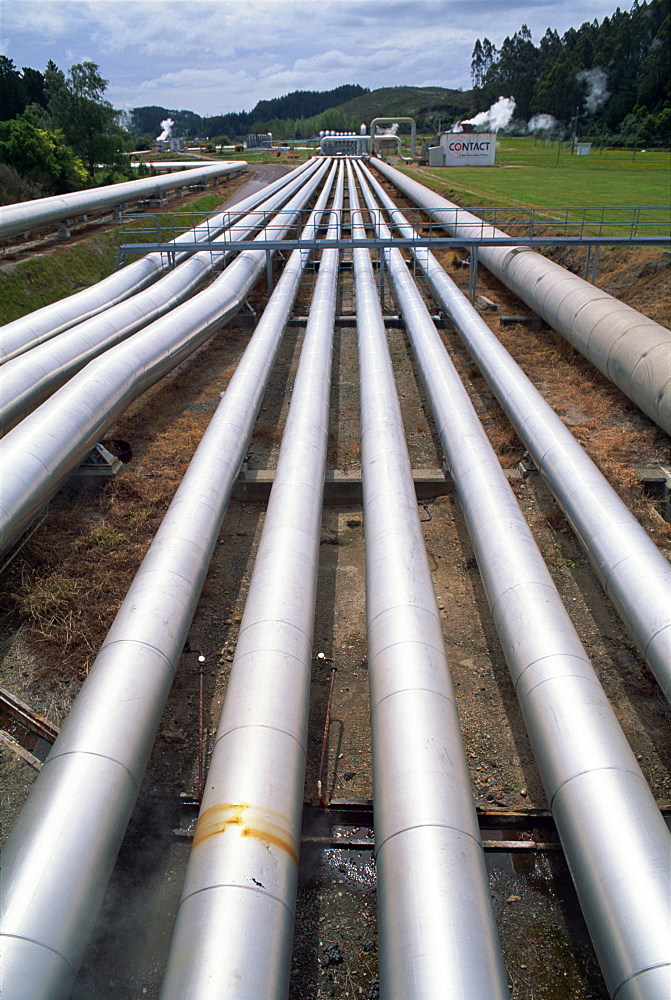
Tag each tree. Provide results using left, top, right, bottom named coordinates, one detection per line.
left=0, top=112, right=87, bottom=197
left=487, top=25, right=539, bottom=120
left=0, top=57, right=26, bottom=121
left=45, top=61, right=126, bottom=178
left=470, top=38, right=498, bottom=101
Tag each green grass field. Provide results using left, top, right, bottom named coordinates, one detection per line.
left=407, top=136, right=670, bottom=209
left=399, top=137, right=670, bottom=240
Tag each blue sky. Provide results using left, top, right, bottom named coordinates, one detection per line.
left=2, top=0, right=623, bottom=117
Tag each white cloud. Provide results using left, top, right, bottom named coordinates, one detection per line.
left=3, top=0, right=621, bottom=116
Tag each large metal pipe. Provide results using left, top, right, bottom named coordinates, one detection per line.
left=0, top=160, right=323, bottom=433
left=358, top=160, right=671, bottom=699
left=370, top=117, right=418, bottom=162
left=369, top=159, right=671, bottom=435
left=354, top=158, right=671, bottom=1000
left=159, top=164, right=344, bottom=1000
left=0, top=161, right=245, bottom=241
left=348, top=161, right=509, bottom=999
left=0, top=160, right=330, bottom=557
left=0, top=162, right=339, bottom=1000
left=0, top=160, right=314, bottom=364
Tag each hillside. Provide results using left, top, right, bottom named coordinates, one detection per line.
left=129, top=85, right=475, bottom=140
left=338, top=85, right=472, bottom=121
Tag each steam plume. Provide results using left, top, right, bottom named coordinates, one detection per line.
left=461, top=96, right=516, bottom=132
left=157, top=118, right=174, bottom=142
left=577, top=68, right=610, bottom=113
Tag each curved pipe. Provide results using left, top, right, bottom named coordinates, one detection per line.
left=0, top=161, right=245, bottom=241
left=0, top=159, right=315, bottom=364
left=358, top=160, right=671, bottom=698
left=370, top=117, right=417, bottom=162
left=369, top=159, right=671, bottom=435
left=348, top=161, right=509, bottom=999
left=0, top=160, right=331, bottom=557
left=0, top=160, right=324, bottom=433
left=353, top=158, right=671, bottom=1000
left=0, top=162, right=338, bottom=1000
left=159, top=163, right=344, bottom=1000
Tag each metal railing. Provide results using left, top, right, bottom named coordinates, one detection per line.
left=115, top=206, right=671, bottom=301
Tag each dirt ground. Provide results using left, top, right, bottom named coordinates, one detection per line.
left=1, top=161, right=670, bottom=1000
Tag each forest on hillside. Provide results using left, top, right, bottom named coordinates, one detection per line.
left=471, top=0, right=668, bottom=143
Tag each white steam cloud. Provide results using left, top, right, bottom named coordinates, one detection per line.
left=577, top=68, right=610, bottom=114
left=528, top=113, right=559, bottom=132
left=157, top=117, right=174, bottom=141
left=461, top=96, right=516, bottom=133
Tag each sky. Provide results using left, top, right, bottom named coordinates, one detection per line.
left=1, top=0, right=624, bottom=118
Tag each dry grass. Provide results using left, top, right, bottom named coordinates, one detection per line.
left=1, top=313, right=256, bottom=688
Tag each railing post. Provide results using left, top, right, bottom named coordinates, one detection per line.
left=266, top=249, right=274, bottom=292
left=469, top=244, right=478, bottom=304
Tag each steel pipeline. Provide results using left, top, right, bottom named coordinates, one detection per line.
left=358, top=160, right=671, bottom=699
left=354, top=158, right=671, bottom=1000
left=369, top=159, right=671, bottom=435
left=0, top=160, right=323, bottom=433
left=0, top=159, right=330, bottom=556
left=348, top=160, right=509, bottom=999
left=0, top=160, right=314, bottom=364
left=0, top=160, right=338, bottom=1000
left=0, top=161, right=245, bottom=241
left=159, top=163, right=344, bottom=1000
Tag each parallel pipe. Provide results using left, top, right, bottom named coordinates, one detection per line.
left=370, top=159, right=671, bottom=435
left=0, top=161, right=245, bottom=241
left=0, top=160, right=330, bottom=556
left=354, top=159, right=671, bottom=1000
left=159, top=163, right=344, bottom=1000
left=358, top=160, right=671, bottom=698
left=0, top=160, right=323, bottom=433
left=0, top=161, right=338, bottom=1000
left=0, top=160, right=314, bottom=364
left=348, top=161, right=509, bottom=999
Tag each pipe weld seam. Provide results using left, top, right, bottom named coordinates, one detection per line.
left=549, top=764, right=649, bottom=812
left=642, top=620, right=671, bottom=659
left=99, top=637, right=177, bottom=671
left=0, top=933, right=76, bottom=970
left=375, top=820, right=482, bottom=856
left=489, top=578, right=558, bottom=617
left=516, top=664, right=598, bottom=706
left=367, top=603, right=441, bottom=631
left=177, top=880, right=296, bottom=915
left=235, top=624, right=313, bottom=652
left=213, top=722, right=308, bottom=753
left=371, top=685, right=455, bottom=715
left=612, top=962, right=671, bottom=999
left=368, top=636, right=447, bottom=664
left=42, top=749, right=141, bottom=790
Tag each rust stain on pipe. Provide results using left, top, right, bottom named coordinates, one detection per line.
left=192, top=801, right=298, bottom=865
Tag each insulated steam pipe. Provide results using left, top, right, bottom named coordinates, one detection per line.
left=0, top=162, right=339, bottom=1000
left=0, top=160, right=324, bottom=433
left=370, top=117, right=417, bottom=162
left=0, top=159, right=314, bottom=364
left=358, top=160, right=671, bottom=698
left=369, top=159, right=671, bottom=435
left=0, top=161, right=245, bottom=241
left=159, top=163, right=344, bottom=1000
left=0, top=160, right=330, bottom=556
left=348, top=161, right=509, bottom=999
left=354, top=159, right=671, bottom=1000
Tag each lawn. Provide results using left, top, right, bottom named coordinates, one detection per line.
left=406, top=136, right=670, bottom=209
